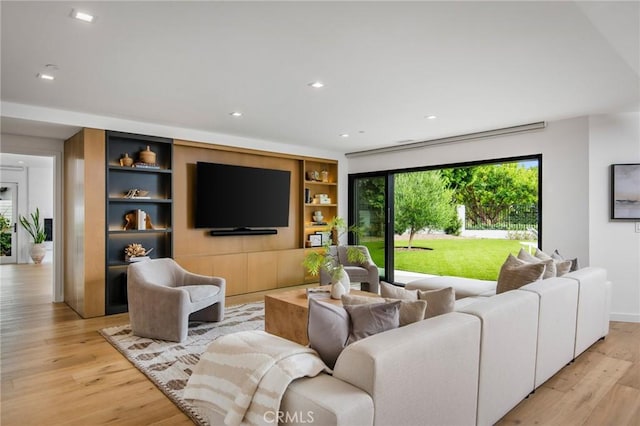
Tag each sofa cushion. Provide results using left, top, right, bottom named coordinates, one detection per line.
left=417, top=287, right=455, bottom=318
left=344, top=300, right=401, bottom=344
left=496, top=254, right=545, bottom=294
left=181, top=285, right=222, bottom=303
left=380, top=281, right=418, bottom=300
left=342, top=294, right=427, bottom=326
left=307, top=298, right=350, bottom=369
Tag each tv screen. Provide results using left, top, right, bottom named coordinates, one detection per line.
left=195, top=162, right=291, bottom=229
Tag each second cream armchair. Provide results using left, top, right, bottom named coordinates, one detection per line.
left=319, top=245, right=380, bottom=294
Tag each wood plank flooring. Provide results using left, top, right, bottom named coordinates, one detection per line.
left=1, top=264, right=638, bottom=425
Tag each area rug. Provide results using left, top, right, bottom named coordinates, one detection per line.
left=99, top=302, right=265, bottom=425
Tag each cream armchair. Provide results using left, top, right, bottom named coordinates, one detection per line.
left=319, top=245, right=380, bottom=294
left=127, top=258, right=225, bottom=342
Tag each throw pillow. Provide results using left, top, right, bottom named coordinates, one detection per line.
left=341, top=294, right=426, bottom=326
left=307, top=297, right=350, bottom=369
left=380, top=281, right=418, bottom=300
left=344, top=300, right=401, bottom=344
left=417, top=287, right=455, bottom=319
left=517, top=248, right=556, bottom=279
left=552, top=249, right=580, bottom=272
left=534, top=248, right=573, bottom=277
left=496, top=254, right=545, bottom=294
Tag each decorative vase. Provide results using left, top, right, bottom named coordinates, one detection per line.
left=139, top=146, right=156, bottom=164
left=29, top=243, right=46, bottom=264
left=120, top=153, right=134, bottom=167
left=329, top=266, right=350, bottom=299
left=330, top=280, right=345, bottom=299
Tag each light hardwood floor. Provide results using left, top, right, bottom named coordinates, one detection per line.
left=1, top=264, right=638, bottom=425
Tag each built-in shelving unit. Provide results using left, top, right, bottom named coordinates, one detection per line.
left=105, top=131, right=173, bottom=314
left=302, top=159, right=338, bottom=282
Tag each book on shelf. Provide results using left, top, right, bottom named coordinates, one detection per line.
left=137, top=209, right=147, bottom=230
left=133, top=162, right=160, bottom=169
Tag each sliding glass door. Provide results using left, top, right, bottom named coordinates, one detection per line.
left=349, top=174, right=391, bottom=282
left=349, top=155, right=541, bottom=285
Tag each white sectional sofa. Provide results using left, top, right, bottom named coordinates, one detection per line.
left=194, top=267, right=610, bottom=425
left=274, top=266, right=611, bottom=426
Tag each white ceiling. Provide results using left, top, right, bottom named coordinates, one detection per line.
left=1, top=1, right=638, bottom=154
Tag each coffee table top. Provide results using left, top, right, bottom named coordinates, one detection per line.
left=265, top=286, right=379, bottom=308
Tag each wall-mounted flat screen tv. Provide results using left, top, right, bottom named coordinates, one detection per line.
left=195, top=162, right=291, bottom=229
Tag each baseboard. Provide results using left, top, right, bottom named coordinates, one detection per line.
left=609, top=312, right=640, bottom=323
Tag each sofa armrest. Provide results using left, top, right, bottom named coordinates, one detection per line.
left=333, top=312, right=481, bottom=426
left=180, top=271, right=226, bottom=291
left=280, top=374, right=374, bottom=426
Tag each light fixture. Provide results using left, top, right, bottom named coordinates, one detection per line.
left=229, top=111, right=242, bottom=117
left=71, top=9, right=95, bottom=23
left=340, top=134, right=349, bottom=138
left=425, top=115, right=437, bottom=120
left=37, top=73, right=55, bottom=81
left=308, top=81, right=324, bottom=89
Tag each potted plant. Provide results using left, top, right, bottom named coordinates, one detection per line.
left=303, top=216, right=368, bottom=298
left=19, top=208, right=47, bottom=264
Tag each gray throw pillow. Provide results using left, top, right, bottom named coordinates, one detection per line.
left=307, top=297, right=350, bottom=369
left=535, top=248, right=574, bottom=277
left=496, top=254, right=545, bottom=294
left=344, top=300, right=401, bottom=344
left=341, top=294, right=427, bottom=326
left=417, top=287, right=455, bottom=319
left=517, top=248, right=556, bottom=279
left=380, top=281, right=418, bottom=300
left=552, top=249, right=580, bottom=272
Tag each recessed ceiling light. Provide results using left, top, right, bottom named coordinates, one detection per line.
left=308, top=81, right=324, bottom=89
left=18, top=160, right=25, bottom=164
left=37, top=73, right=55, bottom=81
left=425, top=115, right=437, bottom=120
left=229, top=111, right=242, bottom=117
left=340, top=134, right=349, bottom=138
left=71, top=9, right=95, bottom=23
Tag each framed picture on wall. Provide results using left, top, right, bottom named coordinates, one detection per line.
left=611, top=163, right=640, bottom=220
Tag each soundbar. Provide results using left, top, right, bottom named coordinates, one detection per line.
left=209, top=228, right=278, bottom=236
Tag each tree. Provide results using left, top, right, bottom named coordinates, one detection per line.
left=445, top=163, right=538, bottom=226
left=394, top=170, right=454, bottom=248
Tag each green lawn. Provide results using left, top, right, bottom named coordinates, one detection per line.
left=365, top=238, right=531, bottom=281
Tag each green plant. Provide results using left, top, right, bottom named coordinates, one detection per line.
left=0, top=213, right=12, bottom=256
left=303, top=216, right=367, bottom=282
left=19, top=208, right=46, bottom=244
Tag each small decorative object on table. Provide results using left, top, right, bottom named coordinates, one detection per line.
left=306, top=170, right=320, bottom=181
left=312, top=210, right=324, bottom=223
left=124, top=243, right=153, bottom=262
left=320, top=169, right=329, bottom=182
left=119, top=153, right=134, bottom=167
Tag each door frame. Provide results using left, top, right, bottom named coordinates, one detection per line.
left=0, top=182, right=18, bottom=264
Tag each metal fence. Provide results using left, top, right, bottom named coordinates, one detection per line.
left=465, top=204, right=538, bottom=231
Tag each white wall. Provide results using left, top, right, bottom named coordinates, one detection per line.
left=588, top=112, right=640, bottom=323
left=348, top=116, right=591, bottom=267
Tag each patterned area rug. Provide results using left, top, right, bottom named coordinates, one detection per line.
left=99, top=302, right=265, bottom=425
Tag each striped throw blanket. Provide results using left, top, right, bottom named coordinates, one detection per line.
left=183, top=330, right=329, bottom=426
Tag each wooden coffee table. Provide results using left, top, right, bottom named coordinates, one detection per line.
left=265, top=286, right=379, bottom=345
